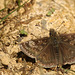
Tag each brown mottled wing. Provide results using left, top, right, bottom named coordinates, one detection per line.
left=36, top=40, right=75, bottom=68
left=20, top=37, right=59, bottom=68
left=36, top=42, right=58, bottom=68
left=36, top=33, right=75, bottom=68
left=60, top=33, right=75, bottom=45
left=59, top=33, right=75, bottom=64
left=20, top=37, right=50, bottom=58
left=59, top=42, right=75, bottom=65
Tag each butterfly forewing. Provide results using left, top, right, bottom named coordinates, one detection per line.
left=60, top=33, right=75, bottom=45
left=20, top=37, right=50, bottom=58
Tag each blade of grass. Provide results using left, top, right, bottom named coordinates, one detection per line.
left=0, top=8, right=6, bottom=12
left=0, top=0, right=29, bottom=24
left=17, top=0, right=21, bottom=10
left=18, top=0, right=21, bottom=6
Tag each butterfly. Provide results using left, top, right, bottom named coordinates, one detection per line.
left=20, top=29, right=75, bottom=68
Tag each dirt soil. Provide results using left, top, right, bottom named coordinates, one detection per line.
left=0, top=0, right=75, bottom=75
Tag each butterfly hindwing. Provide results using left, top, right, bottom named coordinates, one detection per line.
left=59, top=41, right=75, bottom=65
left=36, top=42, right=57, bottom=68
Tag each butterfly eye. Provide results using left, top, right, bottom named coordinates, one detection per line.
left=49, top=29, right=54, bottom=36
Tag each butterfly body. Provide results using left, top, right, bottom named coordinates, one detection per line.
left=49, top=29, right=62, bottom=66
left=20, top=29, right=75, bottom=68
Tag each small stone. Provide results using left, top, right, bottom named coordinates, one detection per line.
left=0, top=0, right=4, bottom=10
left=41, top=19, right=47, bottom=29
left=18, top=7, right=25, bottom=14
left=71, top=65, right=75, bottom=70
left=0, top=52, right=10, bottom=65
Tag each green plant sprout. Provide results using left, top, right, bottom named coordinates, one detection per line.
left=20, top=30, right=28, bottom=36
left=46, top=8, right=55, bottom=16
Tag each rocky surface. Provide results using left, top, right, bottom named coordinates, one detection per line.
left=0, top=0, right=75, bottom=75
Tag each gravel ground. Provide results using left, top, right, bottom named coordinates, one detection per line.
left=0, top=0, right=75, bottom=75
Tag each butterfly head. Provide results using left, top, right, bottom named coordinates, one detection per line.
left=49, top=29, right=58, bottom=40
left=49, top=29, right=57, bottom=36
